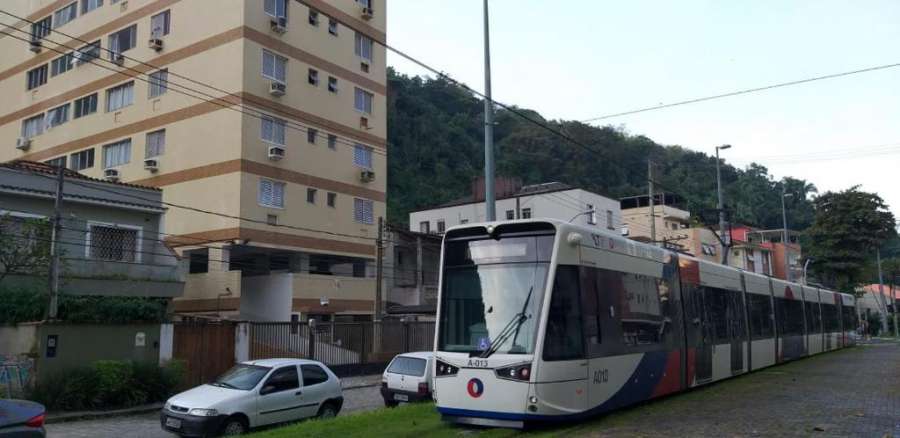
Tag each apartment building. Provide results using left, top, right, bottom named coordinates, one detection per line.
left=0, top=0, right=386, bottom=321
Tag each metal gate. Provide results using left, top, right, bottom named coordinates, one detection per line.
left=173, top=321, right=236, bottom=387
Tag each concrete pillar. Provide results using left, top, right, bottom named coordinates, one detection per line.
left=234, top=322, right=249, bottom=363
left=158, top=323, right=174, bottom=366
left=416, top=236, right=423, bottom=305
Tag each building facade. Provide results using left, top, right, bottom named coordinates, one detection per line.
left=1, top=0, right=386, bottom=320
left=0, top=160, right=183, bottom=297
left=410, top=182, right=622, bottom=235
left=383, top=224, right=440, bottom=317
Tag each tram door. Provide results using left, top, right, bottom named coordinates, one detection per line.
left=728, top=291, right=745, bottom=374
left=679, top=260, right=712, bottom=384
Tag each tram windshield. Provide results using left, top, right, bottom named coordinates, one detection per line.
left=437, top=235, right=553, bottom=355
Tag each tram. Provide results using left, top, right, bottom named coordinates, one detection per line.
left=432, top=219, right=857, bottom=428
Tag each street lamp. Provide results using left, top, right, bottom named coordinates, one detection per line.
left=715, top=144, right=732, bottom=264
left=782, top=185, right=794, bottom=281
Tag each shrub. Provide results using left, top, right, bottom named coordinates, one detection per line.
left=0, top=286, right=169, bottom=324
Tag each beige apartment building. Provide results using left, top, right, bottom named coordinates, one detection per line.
left=0, top=0, right=386, bottom=321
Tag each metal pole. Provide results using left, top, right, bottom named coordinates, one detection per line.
left=877, top=249, right=888, bottom=335
left=48, top=165, right=65, bottom=320
left=375, top=217, right=384, bottom=322
left=781, top=185, right=790, bottom=281
left=648, top=160, right=656, bottom=245
left=716, top=145, right=730, bottom=264
left=891, top=275, right=898, bottom=338
left=483, top=0, right=495, bottom=222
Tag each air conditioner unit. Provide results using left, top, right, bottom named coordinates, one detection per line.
left=148, top=38, right=164, bottom=51
left=360, top=60, right=370, bottom=73
left=29, top=39, right=42, bottom=53
left=359, top=169, right=375, bottom=183
left=270, top=17, right=287, bottom=33
left=267, top=145, right=286, bottom=161
left=112, top=52, right=125, bottom=66
left=361, top=6, right=373, bottom=20
left=359, top=116, right=369, bottom=129
left=15, top=137, right=31, bottom=151
left=269, top=81, right=286, bottom=97
left=104, top=168, right=120, bottom=181
left=143, top=158, right=159, bottom=172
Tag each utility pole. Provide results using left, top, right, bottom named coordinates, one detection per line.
left=482, top=0, right=495, bottom=222
left=781, top=184, right=792, bottom=281
left=877, top=249, right=888, bottom=335
left=374, top=216, right=384, bottom=322
left=48, top=165, right=65, bottom=320
left=648, top=160, right=656, bottom=245
left=715, top=144, right=732, bottom=264
left=891, top=274, right=898, bottom=338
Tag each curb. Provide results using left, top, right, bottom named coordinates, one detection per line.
left=343, top=382, right=380, bottom=391
left=46, top=403, right=164, bottom=425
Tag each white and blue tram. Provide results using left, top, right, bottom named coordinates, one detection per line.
left=432, top=219, right=857, bottom=428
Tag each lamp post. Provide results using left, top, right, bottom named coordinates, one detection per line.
left=781, top=185, right=794, bottom=281
left=715, top=144, right=732, bottom=264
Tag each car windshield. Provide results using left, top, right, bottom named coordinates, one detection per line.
left=212, top=364, right=272, bottom=390
left=387, top=357, right=427, bottom=377
left=437, top=235, right=552, bottom=355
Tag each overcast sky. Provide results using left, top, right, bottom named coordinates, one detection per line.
left=387, top=0, right=900, bottom=218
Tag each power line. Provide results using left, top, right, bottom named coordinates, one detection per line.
left=581, top=61, right=900, bottom=123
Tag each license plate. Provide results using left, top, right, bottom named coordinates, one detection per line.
left=165, top=417, right=182, bottom=429
left=394, top=394, right=409, bottom=402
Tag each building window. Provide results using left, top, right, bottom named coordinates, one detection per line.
left=327, top=134, right=337, bottom=150
left=102, top=139, right=131, bottom=168
left=543, top=265, right=585, bottom=361
left=307, top=128, right=317, bottom=144
left=354, top=88, right=373, bottom=114
left=261, top=116, right=286, bottom=145
left=148, top=69, right=168, bottom=98
left=259, top=179, right=285, bottom=208
left=587, top=204, right=596, bottom=225
left=150, top=10, right=170, bottom=38
left=355, top=32, right=373, bottom=61
left=27, top=65, right=48, bottom=90
left=505, top=210, right=514, bottom=220
left=264, top=0, right=287, bottom=18
left=308, top=68, right=319, bottom=86
left=81, top=0, right=102, bottom=15
left=53, top=3, right=78, bottom=29
left=31, top=16, right=52, bottom=41
left=75, top=40, right=100, bottom=65
left=45, top=156, right=67, bottom=168
left=306, top=188, right=317, bottom=204
left=328, top=76, right=338, bottom=93
left=262, top=49, right=287, bottom=83
left=74, top=93, right=98, bottom=118
left=50, top=53, right=75, bottom=77
left=606, top=210, right=614, bottom=230
left=145, top=129, right=165, bottom=158
left=437, top=220, right=446, bottom=233
left=328, top=18, right=338, bottom=35
left=70, top=148, right=94, bottom=170
left=353, top=144, right=373, bottom=169
left=45, top=104, right=69, bottom=129
left=21, top=114, right=44, bottom=139
left=108, top=24, right=137, bottom=57
left=89, top=224, right=139, bottom=262
left=327, top=192, right=336, bottom=208
left=419, top=221, right=429, bottom=233
left=106, top=81, right=134, bottom=111
left=522, top=208, right=532, bottom=219
left=308, top=9, right=319, bottom=26
left=354, top=198, right=374, bottom=224
left=356, top=0, right=372, bottom=8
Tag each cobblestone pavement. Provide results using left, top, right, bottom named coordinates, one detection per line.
left=567, top=340, right=900, bottom=437
left=45, top=382, right=383, bottom=438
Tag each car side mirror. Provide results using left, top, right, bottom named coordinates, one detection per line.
left=260, top=384, right=276, bottom=395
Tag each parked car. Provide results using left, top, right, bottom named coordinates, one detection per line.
left=161, top=358, right=343, bottom=436
left=0, top=399, right=45, bottom=437
left=381, top=351, right=434, bottom=407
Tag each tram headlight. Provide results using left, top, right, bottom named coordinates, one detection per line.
left=436, top=360, right=458, bottom=376
left=495, top=364, right=531, bottom=381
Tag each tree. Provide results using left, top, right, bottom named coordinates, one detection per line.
left=805, top=186, right=897, bottom=293
left=0, top=214, right=52, bottom=284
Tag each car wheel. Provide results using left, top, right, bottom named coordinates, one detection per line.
left=318, top=402, right=338, bottom=420
left=384, top=400, right=399, bottom=408
left=220, top=417, right=248, bottom=436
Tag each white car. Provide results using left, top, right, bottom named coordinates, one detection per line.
left=380, top=352, right=433, bottom=407
left=160, top=358, right=343, bottom=436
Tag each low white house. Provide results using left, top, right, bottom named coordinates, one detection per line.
left=409, top=182, right=621, bottom=234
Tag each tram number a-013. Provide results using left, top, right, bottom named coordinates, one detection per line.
left=593, top=369, right=609, bottom=384
left=468, top=359, right=489, bottom=368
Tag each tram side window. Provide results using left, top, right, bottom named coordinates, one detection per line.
left=618, top=271, right=666, bottom=347
left=842, top=305, right=857, bottom=332
left=777, top=298, right=805, bottom=336
left=578, top=267, right=602, bottom=357
left=704, top=287, right=730, bottom=343
left=543, top=266, right=584, bottom=361
left=822, top=304, right=840, bottom=332
left=748, top=293, right=774, bottom=339
left=805, top=301, right=822, bottom=334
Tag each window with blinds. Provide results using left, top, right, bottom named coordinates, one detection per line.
left=354, top=198, right=374, bottom=224
left=353, top=144, right=373, bottom=169
left=259, top=179, right=286, bottom=208
left=261, top=116, right=286, bottom=145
